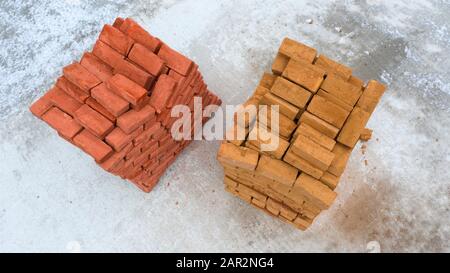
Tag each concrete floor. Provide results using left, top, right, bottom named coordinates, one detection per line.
left=0, top=0, right=449, bottom=252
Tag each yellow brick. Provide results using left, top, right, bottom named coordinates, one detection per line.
left=359, top=128, right=373, bottom=141
left=224, top=175, right=239, bottom=189
left=320, top=74, right=362, bottom=106
left=266, top=198, right=282, bottom=216
left=225, top=123, right=249, bottom=146
left=328, top=143, right=352, bottom=177
left=259, top=72, right=277, bottom=89
left=301, top=205, right=321, bottom=220
left=237, top=184, right=267, bottom=202
left=260, top=93, right=300, bottom=120
left=251, top=197, right=267, bottom=209
left=253, top=85, right=270, bottom=98
left=217, top=142, right=259, bottom=170
left=225, top=185, right=239, bottom=196
left=270, top=77, right=312, bottom=109
left=283, top=148, right=324, bottom=179
left=299, top=111, right=339, bottom=138
left=348, top=75, right=364, bottom=89
left=243, top=97, right=260, bottom=108
left=291, top=134, right=335, bottom=171
left=292, top=173, right=337, bottom=210
left=244, top=141, right=260, bottom=152
left=266, top=177, right=292, bottom=197
left=317, top=89, right=353, bottom=112
left=237, top=191, right=252, bottom=203
left=258, top=110, right=297, bottom=139
left=234, top=102, right=258, bottom=128
left=337, top=106, right=371, bottom=148
left=247, top=123, right=290, bottom=159
left=256, top=155, right=299, bottom=187
left=282, top=59, right=325, bottom=92
left=278, top=37, right=317, bottom=63
left=279, top=205, right=298, bottom=221
left=320, top=172, right=340, bottom=190
left=293, top=216, right=313, bottom=230
left=356, top=80, right=387, bottom=114
left=293, top=123, right=336, bottom=151
left=307, top=95, right=350, bottom=128
left=314, top=55, right=352, bottom=80
left=272, top=53, right=290, bottom=75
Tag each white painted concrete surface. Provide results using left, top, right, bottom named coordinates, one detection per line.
left=0, top=0, right=449, bottom=252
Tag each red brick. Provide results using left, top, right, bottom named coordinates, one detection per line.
left=30, top=96, right=52, bottom=118
left=143, top=158, right=159, bottom=170
left=85, top=97, right=116, bottom=122
left=55, top=77, right=89, bottom=103
left=158, top=139, right=176, bottom=155
left=133, top=148, right=153, bottom=167
left=121, top=164, right=140, bottom=179
left=63, top=63, right=101, bottom=93
left=158, top=134, right=171, bottom=145
left=156, top=110, right=170, bottom=123
left=149, top=75, right=177, bottom=113
left=168, top=66, right=199, bottom=107
left=80, top=52, right=114, bottom=82
left=91, top=83, right=129, bottom=117
left=105, top=126, right=143, bottom=152
left=144, top=118, right=158, bottom=130
left=92, top=40, right=124, bottom=68
left=209, top=94, right=222, bottom=106
left=105, top=74, right=148, bottom=106
left=191, top=77, right=203, bottom=95
left=189, top=72, right=202, bottom=88
left=99, top=142, right=133, bottom=172
left=168, top=69, right=184, bottom=83
left=131, top=95, right=151, bottom=111
left=42, top=107, right=83, bottom=139
left=74, top=105, right=114, bottom=139
left=161, top=65, right=170, bottom=74
left=158, top=44, right=193, bottom=76
left=47, top=86, right=82, bottom=116
left=100, top=154, right=123, bottom=172
left=162, top=115, right=175, bottom=129
left=153, top=157, right=171, bottom=175
left=167, top=79, right=189, bottom=107
left=131, top=174, right=158, bottom=193
left=112, top=17, right=125, bottom=29
left=158, top=150, right=173, bottom=163
left=134, top=122, right=161, bottom=145
left=126, top=143, right=144, bottom=161
left=142, top=139, right=158, bottom=152
left=113, top=58, right=155, bottom=89
left=110, top=159, right=126, bottom=175
left=73, top=130, right=113, bottom=163
left=99, top=24, right=134, bottom=56
left=151, top=126, right=167, bottom=140
left=117, top=104, right=156, bottom=134
left=119, top=18, right=161, bottom=52
left=128, top=43, right=165, bottom=76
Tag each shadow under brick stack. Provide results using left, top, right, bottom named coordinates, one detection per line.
left=30, top=17, right=221, bottom=193
left=217, top=38, right=386, bottom=230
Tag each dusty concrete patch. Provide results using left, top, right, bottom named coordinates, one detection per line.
left=0, top=0, right=449, bottom=252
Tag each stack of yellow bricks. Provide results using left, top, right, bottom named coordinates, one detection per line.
left=217, top=38, right=386, bottom=230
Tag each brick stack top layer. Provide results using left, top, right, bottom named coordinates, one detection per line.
left=218, top=37, right=386, bottom=230
left=30, top=17, right=221, bottom=192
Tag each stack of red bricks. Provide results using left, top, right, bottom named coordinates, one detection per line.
left=30, top=17, right=221, bottom=192
left=218, top=38, right=386, bottom=230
